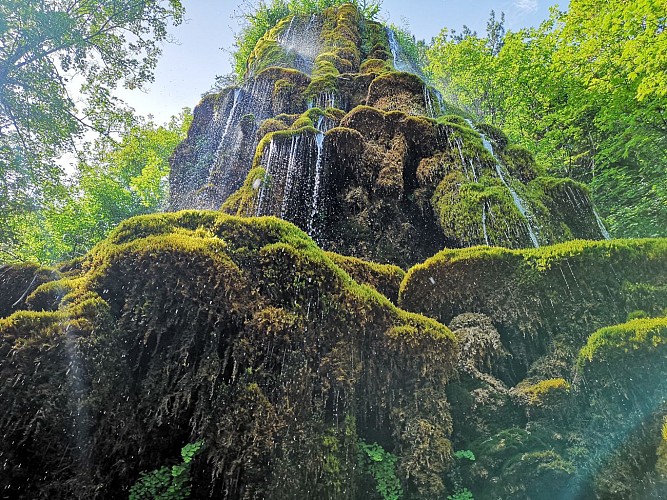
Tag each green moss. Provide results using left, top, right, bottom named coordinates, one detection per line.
left=400, top=238, right=667, bottom=369
left=530, top=176, right=603, bottom=241
left=0, top=263, right=60, bottom=318
left=517, top=378, right=571, bottom=407
left=500, top=144, right=541, bottom=182
left=220, top=168, right=266, bottom=216
left=360, top=58, right=391, bottom=74
left=25, top=278, right=78, bottom=312
left=1, top=210, right=461, bottom=497
left=325, top=251, right=405, bottom=303
left=246, top=16, right=298, bottom=75
left=437, top=115, right=470, bottom=128
left=431, top=173, right=530, bottom=248
left=367, top=71, right=427, bottom=114
left=578, top=316, right=667, bottom=369
left=257, top=117, right=289, bottom=138
left=302, top=4, right=363, bottom=103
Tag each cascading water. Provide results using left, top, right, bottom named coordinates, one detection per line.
left=280, top=135, right=303, bottom=218
left=208, top=88, right=242, bottom=178
left=424, top=86, right=435, bottom=118
left=386, top=27, right=413, bottom=73
left=276, top=14, right=322, bottom=75
left=308, top=116, right=327, bottom=235
left=476, top=128, right=540, bottom=247
left=481, top=202, right=490, bottom=245
left=256, top=139, right=276, bottom=216
left=594, top=208, right=611, bottom=239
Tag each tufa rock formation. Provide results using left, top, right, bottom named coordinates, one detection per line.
left=170, top=3, right=608, bottom=268
left=2, top=4, right=667, bottom=499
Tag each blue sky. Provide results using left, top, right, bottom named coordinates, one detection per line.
left=118, top=0, right=567, bottom=123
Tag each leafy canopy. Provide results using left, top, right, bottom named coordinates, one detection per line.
left=0, top=0, right=184, bottom=247
left=2, top=109, right=191, bottom=264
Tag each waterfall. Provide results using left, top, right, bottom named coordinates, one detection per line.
left=276, top=13, right=322, bottom=75
left=256, top=139, right=276, bottom=216
left=386, top=27, right=411, bottom=73
left=280, top=135, right=303, bottom=218
left=220, top=89, right=241, bottom=145
left=424, top=86, right=435, bottom=118
left=435, top=89, right=446, bottom=114
left=308, top=116, right=326, bottom=235
left=593, top=208, right=611, bottom=239
left=208, top=88, right=242, bottom=178
left=479, top=133, right=540, bottom=247
left=481, top=202, right=490, bottom=246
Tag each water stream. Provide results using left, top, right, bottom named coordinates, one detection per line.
left=308, top=116, right=327, bottom=234
left=475, top=124, right=540, bottom=247
left=594, top=208, right=611, bottom=239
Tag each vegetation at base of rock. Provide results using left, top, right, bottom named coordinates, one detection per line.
left=129, top=441, right=203, bottom=500
left=357, top=440, right=403, bottom=500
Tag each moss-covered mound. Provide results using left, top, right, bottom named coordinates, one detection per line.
left=0, top=263, right=60, bottom=318
left=0, top=211, right=457, bottom=499
left=395, top=241, right=667, bottom=499
left=400, top=238, right=667, bottom=371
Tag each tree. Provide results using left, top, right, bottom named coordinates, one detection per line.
left=3, top=110, right=191, bottom=264
left=0, top=0, right=184, bottom=247
left=427, top=3, right=667, bottom=238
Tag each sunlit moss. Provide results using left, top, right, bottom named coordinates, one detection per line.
left=578, top=316, right=667, bottom=368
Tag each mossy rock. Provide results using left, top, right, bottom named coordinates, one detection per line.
left=400, top=238, right=667, bottom=371
left=0, top=211, right=457, bottom=499
left=0, top=263, right=60, bottom=318
left=431, top=172, right=534, bottom=248
left=325, top=251, right=405, bottom=303
left=367, top=71, right=429, bottom=115
left=257, top=117, right=289, bottom=138
left=500, top=144, right=541, bottom=182
left=359, top=58, right=391, bottom=75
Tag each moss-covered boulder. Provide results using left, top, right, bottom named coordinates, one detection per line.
left=400, top=238, right=667, bottom=372
left=0, top=263, right=60, bottom=317
left=0, top=211, right=457, bottom=499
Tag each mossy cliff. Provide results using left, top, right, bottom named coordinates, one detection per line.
left=170, top=4, right=608, bottom=267
left=0, top=212, right=456, bottom=499
left=399, top=238, right=667, bottom=498
left=4, top=4, right=666, bottom=499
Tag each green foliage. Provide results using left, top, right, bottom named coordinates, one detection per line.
left=129, top=441, right=203, bottom=500
left=357, top=440, right=403, bottom=500
left=0, top=0, right=184, bottom=248
left=232, top=0, right=382, bottom=80
left=453, top=449, right=475, bottom=461
left=3, top=110, right=191, bottom=264
left=426, top=3, right=667, bottom=238
left=448, top=488, right=474, bottom=500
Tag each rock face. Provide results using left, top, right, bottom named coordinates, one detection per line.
left=0, top=212, right=456, bottom=499
left=2, top=4, right=667, bottom=500
left=401, top=239, right=667, bottom=499
left=170, top=4, right=608, bottom=268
